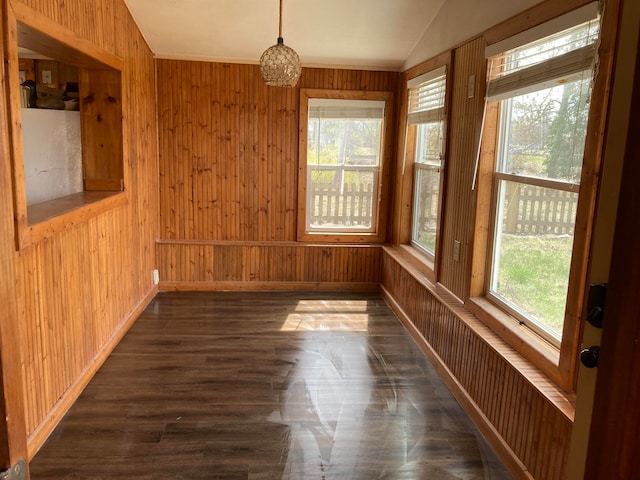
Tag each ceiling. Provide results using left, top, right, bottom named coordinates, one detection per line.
left=123, top=0, right=448, bottom=71
left=123, top=0, right=544, bottom=71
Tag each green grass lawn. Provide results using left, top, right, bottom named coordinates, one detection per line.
left=493, top=234, right=574, bottom=338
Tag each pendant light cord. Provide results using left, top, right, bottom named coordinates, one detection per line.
left=279, top=0, right=283, bottom=39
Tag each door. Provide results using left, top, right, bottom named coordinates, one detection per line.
left=583, top=21, right=640, bottom=479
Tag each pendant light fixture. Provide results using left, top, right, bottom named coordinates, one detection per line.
left=259, top=0, right=302, bottom=87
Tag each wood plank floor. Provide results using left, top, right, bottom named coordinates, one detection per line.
left=29, top=291, right=512, bottom=479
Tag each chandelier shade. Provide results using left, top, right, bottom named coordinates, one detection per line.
left=259, top=0, right=301, bottom=87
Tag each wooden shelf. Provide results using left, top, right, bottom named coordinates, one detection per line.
left=24, top=191, right=127, bottom=245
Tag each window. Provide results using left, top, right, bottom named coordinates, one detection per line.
left=407, top=68, right=447, bottom=259
left=7, top=4, right=125, bottom=248
left=298, top=89, right=393, bottom=243
left=484, top=15, right=600, bottom=345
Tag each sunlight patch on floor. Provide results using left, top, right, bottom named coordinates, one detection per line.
left=281, top=313, right=369, bottom=332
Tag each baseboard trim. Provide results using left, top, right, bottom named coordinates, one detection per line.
left=158, top=281, right=379, bottom=292
left=26, top=285, right=158, bottom=460
left=380, top=285, right=534, bottom=480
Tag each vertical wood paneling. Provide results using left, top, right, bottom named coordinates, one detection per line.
left=157, top=242, right=382, bottom=290
left=6, top=0, right=159, bottom=457
left=381, top=251, right=573, bottom=479
left=157, top=61, right=397, bottom=243
left=439, top=38, right=487, bottom=299
left=156, top=61, right=397, bottom=288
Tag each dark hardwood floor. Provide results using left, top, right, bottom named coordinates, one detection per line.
left=29, top=291, right=512, bottom=479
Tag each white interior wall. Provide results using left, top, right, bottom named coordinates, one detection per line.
left=403, top=0, right=544, bottom=71
left=21, top=108, right=83, bottom=206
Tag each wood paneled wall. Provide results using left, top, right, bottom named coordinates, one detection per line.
left=157, top=242, right=381, bottom=290
left=156, top=61, right=398, bottom=288
left=4, top=0, right=158, bottom=457
left=438, top=38, right=487, bottom=299
left=381, top=250, right=574, bottom=480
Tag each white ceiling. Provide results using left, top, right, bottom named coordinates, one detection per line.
left=123, top=0, right=543, bottom=71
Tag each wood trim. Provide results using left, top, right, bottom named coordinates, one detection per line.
left=297, top=88, right=393, bottom=244
left=466, top=297, right=564, bottom=386
left=494, top=172, right=579, bottom=192
left=403, top=51, right=452, bottom=87
left=469, top=101, right=499, bottom=297
left=159, top=281, right=379, bottom=292
left=381, top=286, right=533, bottom=480
left=297, top=89, right=310, bottom=241
left=24, top=191, right=127, bottom=246
left=558, top=0, right=621, bottom=389
left=26, top=285, right=158, bottom=460
left=156, top=239, right=383, bottom=247
left=434, top=50, right=454, bottom=280
left=395, top=244, right=436, bottom=284
left=10, top=0, right=124, bottom=70
left=3, top=1, right=28, bottom=249
left=483, top=0, right=595, bottom=47
left=0, top=0, right=28, bottom=469
left=392, top=51, right=451, bottom=249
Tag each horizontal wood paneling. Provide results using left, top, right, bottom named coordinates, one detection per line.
left=381, top=249, right=574, bottom=480
left=157, top=242, right=381, bottom=289
left=6, top=0, right=159, bottom=457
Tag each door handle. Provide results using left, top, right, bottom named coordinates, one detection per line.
left=580, top=346, right=600, bottom=368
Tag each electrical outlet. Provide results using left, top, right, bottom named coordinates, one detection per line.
left=453, top=240, right=461, bottom=262
left=153, top=269, right=159, bottom=285
left=467, top=75, right=475, bottom=98
left=42, top=69, right=52, bottom=84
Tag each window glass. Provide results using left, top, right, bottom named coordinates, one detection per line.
left=408, top=70, right=446, bottom=258
left=306, top=100, right=384, bottom=232
left=497, top=77, right=591, bottom=183
left=490, top=180, right=579, bottom=339
left=487, top=19, right=598, bottom=343
left=412, top=121, right=444, bottom=254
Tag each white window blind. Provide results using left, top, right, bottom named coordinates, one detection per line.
left=407, top=66, right=446, bottom=125
left=486, top=16, right=600, bottom=102
left=308, top=98, right=385, bottom=119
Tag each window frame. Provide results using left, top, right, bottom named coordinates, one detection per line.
left=395, top=53, right=451, bottom=279
left=468, top=2, right=613, bottom=390
left=407, top=66, right=447, bottom=260
left=297, top=89, right=393, bottom=243
left=4, top=2, right=126, bottom=249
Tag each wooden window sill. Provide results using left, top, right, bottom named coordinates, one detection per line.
left=297, top=231, right=385, bottom=244
left=396, top=244, right=436, bottom=283
left=465, top=296, right=567, bottom=388
left=20, top=191, right=127, bottom=248
left=383, top=245, right=575, bottom=420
